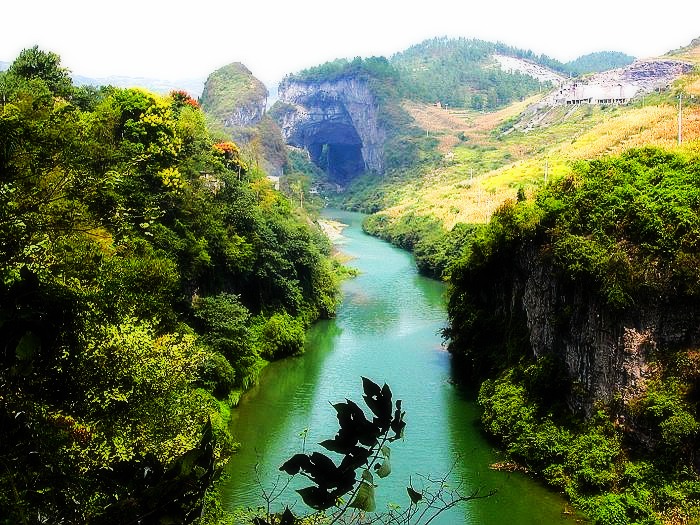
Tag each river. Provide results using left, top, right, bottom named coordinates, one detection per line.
left=221, top=209, right=580, bottom=524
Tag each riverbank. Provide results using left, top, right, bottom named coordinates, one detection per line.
left=318, top=217, right=348, bottom=241
left=221, top=209, right=579, bottom=524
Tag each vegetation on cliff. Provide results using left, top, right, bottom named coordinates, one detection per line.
left=200, top=62, right=287, bottom=177
left=446, top=148, right=700, bottom=524
left=199, top=62, right=267, bottom=124
left=0, top=47, right=339, bottom=524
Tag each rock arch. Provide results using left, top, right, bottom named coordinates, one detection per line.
left=274, top=77, right=386, bottom=183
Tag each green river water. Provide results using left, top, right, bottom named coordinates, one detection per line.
left=221, top=210, right=581, bottom=524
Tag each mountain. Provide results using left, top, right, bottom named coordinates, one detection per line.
left=668, top=36, right=700, bottom=64
left=341, top=38, right=697, bottom=275
left=264, top=38, right=647, bottom=188
left=200, top=62, right=286, bottom=177
left=390, top=37, right=568, bottom=110
left=200, top=62, right=268, bottom=127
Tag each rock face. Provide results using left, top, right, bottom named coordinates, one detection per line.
left=542, top=59, right=693, bottom=106
left=507, top=247, right=700, bottom=414
left=200, top=63, right=267, bottom=127
left=493, top=54, right=566, bottom=84
left=220, top=99, right=265, bottom=128
left=273, top=76, right=386, bottom=182
left=200, top=63, right=286, bottom=177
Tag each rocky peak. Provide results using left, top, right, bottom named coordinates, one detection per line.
left=200, top=62, right=268, bottom=128
left=199, top=62, right=287, bottom=177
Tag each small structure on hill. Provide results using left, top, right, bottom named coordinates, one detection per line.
left=560, top=82, right=639, bottom=105
left=541, top=59, right=693, bottom=107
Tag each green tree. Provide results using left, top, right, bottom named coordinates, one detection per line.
left=7, top=45, right=72, bottom=97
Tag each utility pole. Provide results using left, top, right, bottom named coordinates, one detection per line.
left=678, top=93, right=683, bottom=145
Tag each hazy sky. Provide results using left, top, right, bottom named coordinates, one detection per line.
left=2, top=0, right=698, bottom=87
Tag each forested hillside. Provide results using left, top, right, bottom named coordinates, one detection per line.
left=0, top=47, right=339, bottom=524
left=446, top=148, right=700, bottom=523
left=390, top=37, right=565, bottom=109
left=564, top=51, right=636, bottom=75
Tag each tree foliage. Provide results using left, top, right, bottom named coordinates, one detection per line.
left=564, top=51, right=636, bottom=76
left=0, top=47, right=340, bottom=524
left=391, top=37, right=564, bottom=109
left=447, top=147, right=700, bottom=523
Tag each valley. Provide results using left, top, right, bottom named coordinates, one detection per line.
left=2, top=32, right=700, bottom=525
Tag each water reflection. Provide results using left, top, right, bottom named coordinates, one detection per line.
left=221, top=210, right=580, bottom=524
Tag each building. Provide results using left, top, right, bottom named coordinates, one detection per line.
left=560, top=82, right=639, bottom=105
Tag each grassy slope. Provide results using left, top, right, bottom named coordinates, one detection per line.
left=371, top=69, right=700, bottom=231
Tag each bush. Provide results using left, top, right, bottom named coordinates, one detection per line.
left=198, top=352, right=237, bottom=397
left=253, top=312, right=306, bottom=360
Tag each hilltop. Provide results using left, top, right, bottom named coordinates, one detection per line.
left=390, top=37, right=566, bottom=110
left=668, top=36, right=700, bottom=63
left=200, top=62, right=287, bottom=177
left=200, top=62, right=268, bottom=126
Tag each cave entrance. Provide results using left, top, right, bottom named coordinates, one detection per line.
left=308, top=142, right=365, bottom=183
left=303, top=122, right=366, bottom=183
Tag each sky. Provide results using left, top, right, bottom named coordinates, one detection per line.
left=2, top=0, right=699, bottom=88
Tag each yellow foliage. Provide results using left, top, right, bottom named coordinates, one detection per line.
left=158, top=167, right=185, bottom=193
left=380, top=91, right=700, bottom=231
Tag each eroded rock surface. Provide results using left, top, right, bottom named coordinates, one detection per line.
left=513, top=246, right=700, bottom=415
left=274, top=76, right=386, bottom=182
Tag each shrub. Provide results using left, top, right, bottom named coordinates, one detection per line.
left=198, top=352, right=237, bottom=398
left=253, top=312, right=306, bottom=360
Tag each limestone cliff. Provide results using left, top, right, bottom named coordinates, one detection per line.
left=511, top=246, right=700, bottom=415
left=451, top=242, right=700, bottom=416
left=272, top=76, right=386, bottom=182
left=200, top=62, right=267, bottom=127
left=200, top=63, right=286, bottom=177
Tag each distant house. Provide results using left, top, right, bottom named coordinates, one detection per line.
left=562, top=82, right=638, bottom=105
left=267, top=175, right=280, bottom=190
